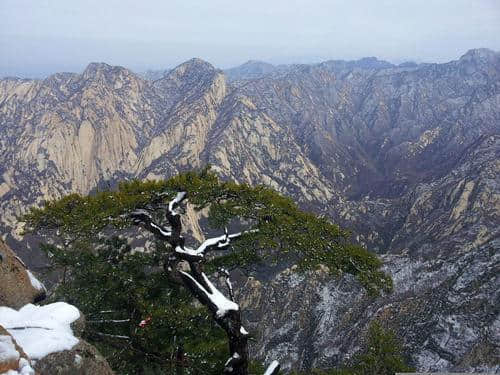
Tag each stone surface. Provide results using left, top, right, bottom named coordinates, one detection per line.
left=34, top=340, right=114, bottom=375
left=0, top=240, right=112, bottom=374
left=0, top=241, right=45, bottom=309
left=1, top=305, right=114, bottom=375
left=0, top=325, right=33, bottom=374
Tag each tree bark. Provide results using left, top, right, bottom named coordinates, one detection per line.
left=130, top=191, right=276, bottom=375
left=175, top=342, right=185, bottom=375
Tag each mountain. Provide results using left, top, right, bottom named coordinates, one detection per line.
left=0, top=49, right=499, bottom=372
left=140, top=68, right=170, bottom=81
left=224, top=60, right=278, bottom=81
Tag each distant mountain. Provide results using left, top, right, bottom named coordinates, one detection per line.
left=224, top=60, right=278, bottom=81
left=0, top=49, right=499, bottom=373
left=139, top=68, right=170, bottom=81
left=224, top=56, right=396, bottom=82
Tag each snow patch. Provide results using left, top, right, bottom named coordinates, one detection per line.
left=26, top=270, right=45, bottom=292
left=225, top=351, right=240, bottom=366
left=0, top=302, right=80, bottom=360
left=6, top=358, right=35, bottom=375
left=0, top=334, right=20, bottom=362
left=74, top=354, right=83, bottom=366
left=150, top=222, right=171, bottom=237
left=175, top=245, right=204, bottom=259
left=0, top=336, right=35, bottom=375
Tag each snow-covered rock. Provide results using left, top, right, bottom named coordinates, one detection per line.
left=0, top=242, right=114, bottom=374
left=0, top=242, right=45, bottom=309
left=0, top=303, right=80, bottom=360
left=34, top=340, right=114, bottom=375
left=0, top=303, right=114, bottom=375
left=0, top=325, right=34, bottom=375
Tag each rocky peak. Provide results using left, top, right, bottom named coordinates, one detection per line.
left=398, top=61, right=419, bottom=68
left=456, top=48, right=500, bottom=77
left=154, top=58, right=219, bottom=92
left=81, top=62, right=139, bottom=89
left=459, top=48, right=499, bottom=63
left=225, top=60, right=277, bottom=81
left=43, top=72, right=78, bottom=84
left=154, top=57, right=226, bottom=111
left=167, top=58, right=218, bottom=80
left=354, top=56, right=394, bottom=69
left=242, top=59, right=272, bottom=66
left=82, top=62, right=114, bottom=77
left=321, top=56, right=394, bottom=72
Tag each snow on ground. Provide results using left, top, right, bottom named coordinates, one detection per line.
left=0, top=302, right=80, bottom=360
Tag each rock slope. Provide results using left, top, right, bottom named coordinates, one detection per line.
left=0, top=48, right=498, bottom=372
left=0, top=241, right=45, bottom=309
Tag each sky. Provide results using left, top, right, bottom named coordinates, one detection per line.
left=1, top=0, right=500, bottom=77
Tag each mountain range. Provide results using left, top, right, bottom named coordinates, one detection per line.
left=0, top=48, right=498, bottom=372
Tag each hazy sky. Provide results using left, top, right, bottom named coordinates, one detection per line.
left=1, top=0, right=499, bottom=77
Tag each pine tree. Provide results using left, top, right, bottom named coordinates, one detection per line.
left=41, top=237, right=228, bottom=374
left=292, top=321, right=413, bottom=375
left=24, top=168, right=392, bottom=374
left=352, top=321, right=413, bottom=375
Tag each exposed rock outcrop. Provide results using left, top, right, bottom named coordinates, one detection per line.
left=34, top=341, right=114, bottom=375
left=0, top=244, right=113, bottom=374
left=239, top=239, right=499, bottom=373
left=0, top=241, right=45, bottom=309
left=0, top=303, right=114, bottom=375
left=0, top=325, right=34, bottom=374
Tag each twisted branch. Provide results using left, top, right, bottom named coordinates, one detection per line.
left=130, top=191, right=277, bottom=375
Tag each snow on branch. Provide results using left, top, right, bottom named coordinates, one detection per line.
left=179, top=271, right=239, bottom=318
left=219, top=267, right=235, bottom=302
left=87, top=319, right=130, bottom=324
left=168, top=191, right=187, bottom=217
left=95, top=332, right=130, bottom=340
left=130, top=191, right=187, bottom=240
left=150, top=222, right=172, bottom=237
left=263, top=360, right=280, bottom=375
left=129, top=209, right=172, bottom=240
left=224, top=352, right=243, bottom=373
left=175, top=228, right=259, bottom=261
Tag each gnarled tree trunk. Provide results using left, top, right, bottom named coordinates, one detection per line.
left=131, top=192, right=279, bottom=375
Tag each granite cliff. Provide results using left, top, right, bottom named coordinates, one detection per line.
left=0, top=48, right=498, bottom=372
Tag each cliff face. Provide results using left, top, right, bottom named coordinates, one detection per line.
left=238, top=135, right=500, bottom=372
left=0, top=49, right=499, bottom=372
left=0, top=64, right=161, bottom=237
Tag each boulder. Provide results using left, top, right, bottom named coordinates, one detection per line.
left=0, top=325, right=35, bottom=374
left=0, top=241, right=46, bottom=309
left=0, top=303, right=114, bottom=375
left=34, top=340, right=114, bottom=375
